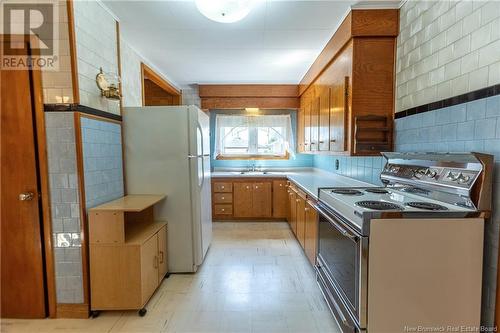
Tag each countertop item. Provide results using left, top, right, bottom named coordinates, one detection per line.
left=211, top=168, right=372, bottom=200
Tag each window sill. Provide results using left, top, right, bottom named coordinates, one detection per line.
left=216, top=153, right=289, bottom=160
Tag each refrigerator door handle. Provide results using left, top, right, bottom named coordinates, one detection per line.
left=188, top=154, right=201, bottom=158
left=197, top=123, right=205, bottom=188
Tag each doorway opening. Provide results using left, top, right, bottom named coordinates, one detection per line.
left=141, top=62, right=181, bottom=106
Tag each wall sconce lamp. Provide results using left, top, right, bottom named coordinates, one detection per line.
left=96, top=67, right=121, bottom=100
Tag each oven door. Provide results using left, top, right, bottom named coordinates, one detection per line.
left=316, top=203, right=368, bottom=330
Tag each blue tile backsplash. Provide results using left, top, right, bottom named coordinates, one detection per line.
left=395, top=94, right=500, bottom=326
left=313, top=155, right=385, bottom=186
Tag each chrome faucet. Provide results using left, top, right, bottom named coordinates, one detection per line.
left=248, top=161, right=257, bottom=172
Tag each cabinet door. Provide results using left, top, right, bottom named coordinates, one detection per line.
left=318, top=85, right=330, bottom=151
left=252, top=182, right=272, bottom=217
left=310, top=95, right=320, bottom=152
left=304, top=201, right=319, bottom=265
left=297, top=108, right=305, bottom=153
left=288, top=189, right=297, bottom=235
left=233, top=182, right=253, bottom=217
left=272, top=180, right=287, bottom=218
left=329, top=76, right=347, bottom=152
left=296, top=195, right=306, bottom=248
left=157, top=225, right=168, bottom=281
left=141, top=234, right=159, bottom=305
left=304, top=97, right=311, bottom=152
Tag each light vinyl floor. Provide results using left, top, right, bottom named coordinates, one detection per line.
left=1, top=222, right=340, bottom=333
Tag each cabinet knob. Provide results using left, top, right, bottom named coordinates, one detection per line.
left=221, top=208, right=225, bottom=212
left=255, top=186, right=259, bottom=189
left=221, top=197, right=225, bottom=200
left=296, top=199, right=300, bottom=202
left=246, top=186, right=250, bottom=189
left=221, top=186, right=225, bottom=189
left=279, top=184, right=283, bottom=187
left=305, top=207, right=310, bottom=212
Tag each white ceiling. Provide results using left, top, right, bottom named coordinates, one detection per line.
left=103, top=0, right=395, bottom=87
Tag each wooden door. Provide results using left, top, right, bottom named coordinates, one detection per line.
left=1, top=41, right=47, bottom=318
left=141, top=235, right=159, bottom=305
left=318, top=85, right=330, bottom=151
left=296, top=195, right=306, bottom=248
left=157, top=226, right=168, bottom=280
left=233, top=182, right=253, bottom=217
left=310, top=94, right=320, bottom=152
left=272, top=180, right=287, bottom=218
left=288, top=189, right=297, bottom=235
left=252, top=182, right=272, bottom=217
left=304, top=201, right=319, bottom=265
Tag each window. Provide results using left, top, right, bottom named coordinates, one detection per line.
left=215, top=114, right=292, bottom=159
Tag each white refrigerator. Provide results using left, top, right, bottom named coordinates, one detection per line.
left=122, top=106, right=212, bottom=273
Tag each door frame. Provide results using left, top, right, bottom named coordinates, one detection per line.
left=1, top=34, right=57, bottom=318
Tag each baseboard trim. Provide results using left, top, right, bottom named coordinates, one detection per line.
left=56, top=303, right=89, bottom=319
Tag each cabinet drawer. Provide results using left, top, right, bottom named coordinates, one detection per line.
left=213, top=182, right=232, bottom=193
left=214, top=204, right=232, bottom=215
left=214, top=193, right=232, bottom=203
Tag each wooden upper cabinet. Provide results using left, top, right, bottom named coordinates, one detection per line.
left=310, top=95, right=320, bottom=152
left=252, top=182, right=272, bottom=217
left=297, top=9, right=397, bottom=156
left=318, top=84, right=330, bottom=151
left=233, top=182, right=253, bottom=217
left=297, top=108, right=305, bottom=153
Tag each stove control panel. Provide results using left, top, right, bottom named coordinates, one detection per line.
left=382, top=164, right=479, bottom=188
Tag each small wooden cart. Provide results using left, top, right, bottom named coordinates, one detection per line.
left=88, top=195, right=167, bottom=317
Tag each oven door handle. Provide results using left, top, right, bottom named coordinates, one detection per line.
left=316, top=205, right=358, bottom=241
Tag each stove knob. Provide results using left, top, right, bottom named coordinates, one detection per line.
left=446, top=171, right=459, bottom=181
left=457, top=174, right=471, bottom=184
left=426, top=170, right=437, bottom=178
left=413, top=169, right=426, bottom=179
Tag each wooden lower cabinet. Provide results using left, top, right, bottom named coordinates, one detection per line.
left=288, top=186, right=297, bottom=235
left=304, top=200, right=319, bottom=265
left=88, top=195, right=168, bottom=312
left=272, top=180, right=288, bottom=218
left=233, top=182, right=254, bottom=217
left=252, top=182, right=272, bottom=217
left=212, top=178, right=286, bottom=220
left=296, top=194, right=306, bottom=248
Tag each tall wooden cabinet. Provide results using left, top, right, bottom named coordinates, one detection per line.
left=88, top=195, right=167, bottom=316
left=297, top=9, right=398, bottom=156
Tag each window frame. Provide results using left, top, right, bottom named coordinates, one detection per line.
left=215, top=114, right=291, bottom=160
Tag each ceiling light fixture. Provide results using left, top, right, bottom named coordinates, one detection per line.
left=195, top=0, right=256, bottom=23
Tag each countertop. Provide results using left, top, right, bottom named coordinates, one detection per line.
left=211, top=168, right=372, bottom=200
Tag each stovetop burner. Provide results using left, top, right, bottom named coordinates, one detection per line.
left=355, top=200, right=403, bottom=211
left=406, top=202, right=448, bottom=210
left=331, top=189, right=363, bottom=196
left=365, top=188, right=390, bottom=194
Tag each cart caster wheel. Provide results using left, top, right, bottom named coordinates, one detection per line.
left=165, top=273, right=171, bottom=279
left=138, top=308, right=147, bottom=317
left=90, top=310, right=100, bottom=318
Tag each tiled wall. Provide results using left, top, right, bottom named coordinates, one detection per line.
left=80, top=117, right=124, bottom=209
left=313, top=155, right=384, bottom=185
left=394, top=94, right=500, bottom=326
left=73, top=0, right=120, bottom=114
left=41, top=0, right=74, bottom=104
left=210, top=110, right=314, bottom=169
left=120, top=38, right=143, bottom=107
left=182, top=84, right=202, bottom=107
left=396, top=0, right=500, bottom=112
left=45, top=112, right=84, bottom=304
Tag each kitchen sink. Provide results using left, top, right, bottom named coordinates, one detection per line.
left=232, top=171, right=272, bottom=175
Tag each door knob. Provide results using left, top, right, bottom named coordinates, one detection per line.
left=19, top=192, right=35, bottom=201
